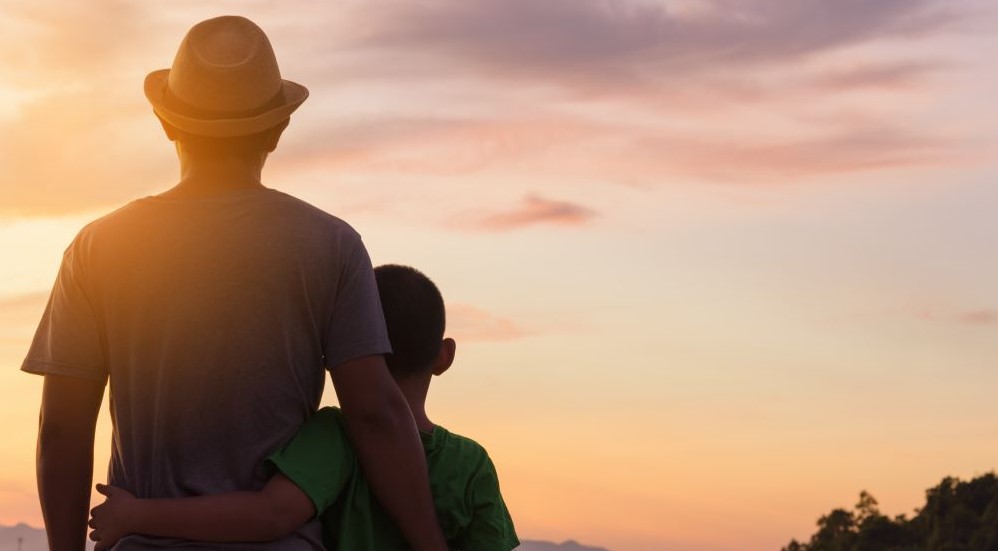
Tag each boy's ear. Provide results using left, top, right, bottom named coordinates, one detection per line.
left=432, top=338, right=456, bottom=376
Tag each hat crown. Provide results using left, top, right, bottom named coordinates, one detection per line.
left=167, top=16, right=282, bottom=113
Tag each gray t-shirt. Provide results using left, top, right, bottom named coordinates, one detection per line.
left=22, top=187, right=391, bottom=551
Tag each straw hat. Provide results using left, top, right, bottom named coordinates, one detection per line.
left=144, top=16, right=308, bottom=138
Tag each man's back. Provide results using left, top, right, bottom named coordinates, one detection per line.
left=25, top=188, right=390, bottom=550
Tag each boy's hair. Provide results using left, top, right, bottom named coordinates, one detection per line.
left=374, top=264, right=446, bottom=376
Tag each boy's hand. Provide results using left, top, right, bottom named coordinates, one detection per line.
left=89, top=483, right=137, bottom=551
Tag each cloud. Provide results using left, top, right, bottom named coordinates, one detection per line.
left=0, top=2, right=185, bottom=217
left=631, top=124, right=955, bottom=182
left=353, top=0, right=960, bottom=93
left=277, top=116, right=589, bottom=175
left=0, top=1, right=975, bottom=218
left=451, top=194, right=597, bottom=232
left=0, top=292, right=48, bottom=310
left=448, top=304, right=531, bottom=342
left=912, top=307, right=998, bottom=327
left=0, top=1, right=161, bottom=87
left=809, top=60, right=950, bottom=92
left=958, top=310, right=998, bottom=326
left=0, top=292, right=48, bottom=345
left=0, top=88, right=174, bottom=217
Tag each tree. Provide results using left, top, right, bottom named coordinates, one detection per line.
left=782, top=473, right=998, bottom=551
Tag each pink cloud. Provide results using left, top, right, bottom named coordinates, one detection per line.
left=452, top=194, right=596, bottom=232
left=958, top=310, right=998, bottom=326
left=810, top=61, right=950, bottom=92
left=630, top=125, right=955, bottom=182
left=448, top=304, right=531, bottom=342
left=911, top=307, right=998, bottom=327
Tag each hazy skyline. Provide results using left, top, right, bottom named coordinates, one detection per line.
left=2, top=1, right=997, bottom=550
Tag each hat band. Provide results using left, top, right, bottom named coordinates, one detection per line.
left=163, top=87, right=287, bottom=121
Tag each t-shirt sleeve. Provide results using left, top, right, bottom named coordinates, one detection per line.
left=455, top=454, right=520, bottom=551
left=323, top=236, right=391, bottom=369
left=21, top=235, right=108, bottom=382
left=266, top=408, right=356, bottom=517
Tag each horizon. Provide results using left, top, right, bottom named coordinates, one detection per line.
left=0, top=522, right=609, bottom=551
left=2, top=2, right=998, bottom=551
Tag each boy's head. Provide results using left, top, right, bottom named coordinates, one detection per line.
left=374, top=264, right=455, bottom=379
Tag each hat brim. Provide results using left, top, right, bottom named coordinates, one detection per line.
left=144, top=69, right=309, bottom=138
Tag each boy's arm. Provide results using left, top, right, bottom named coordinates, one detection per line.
left=88, top=474, right=313, bottom=550
left=37, top=374, right=105, bottom=551
left=330, top=355, right=449, bottom=551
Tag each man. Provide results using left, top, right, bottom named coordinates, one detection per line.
left=23, top=16, right=447, bottom=551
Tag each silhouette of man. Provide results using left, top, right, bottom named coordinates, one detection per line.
left=23, top=16, right=447, bottom=551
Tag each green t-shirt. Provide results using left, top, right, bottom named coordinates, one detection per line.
left=266, top=407, right=519, bottom=551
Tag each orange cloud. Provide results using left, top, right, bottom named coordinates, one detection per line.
left=0, top=292, right=48, bottom=345
left=0, top=89, right=173, bottom=217
left=448, top=304, right=530, bottom=342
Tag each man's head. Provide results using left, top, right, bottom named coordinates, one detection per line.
left=374, top=264, right=456, bottom=379
left=158, top=117, right=288, bottom=160
left=145, top=16, right=307, bottom=157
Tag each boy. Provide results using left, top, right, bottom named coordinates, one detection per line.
left=88, top=265, right=520, bottom=551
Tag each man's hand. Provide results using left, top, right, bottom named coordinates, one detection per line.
left=88, top=484, right=136, bottom=551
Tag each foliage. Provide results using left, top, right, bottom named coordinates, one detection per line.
left=782, top=473, right=998, bottom=551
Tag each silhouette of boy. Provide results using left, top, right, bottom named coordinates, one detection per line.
left=89, top=265, right=520, bottom=551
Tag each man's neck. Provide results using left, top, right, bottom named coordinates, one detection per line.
left=164, top=152, right=267, bottom=199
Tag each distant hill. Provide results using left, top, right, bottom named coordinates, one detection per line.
left=0, top=523, right=608, bottom=551
left=0, top=523, right=94, bottom=551
left=518, top=540, right=611, bottom=551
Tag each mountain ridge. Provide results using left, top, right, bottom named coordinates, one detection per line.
left=0, top=523, right=610, bottom=551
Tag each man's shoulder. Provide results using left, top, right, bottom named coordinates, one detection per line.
left=260, top=190, right=357, bottom=231
left=80, top=190, right=362, bottom=243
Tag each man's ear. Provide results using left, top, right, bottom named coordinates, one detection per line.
left=263, top=119, right=290, bottom=153
left=432, top=338, right=456, bottom=376
left=156, top=114, right=179, bottom=142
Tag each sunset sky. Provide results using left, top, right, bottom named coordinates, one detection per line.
left=2, top=1, right=997, bottom=550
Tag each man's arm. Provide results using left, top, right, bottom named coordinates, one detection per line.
left=37, top=374, right=105, bottom=551
left=330, top=355, right=448, bottom=551
left=88, top=475, right=314, bottom=550
left=454, top=454, right=520, bottom=551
